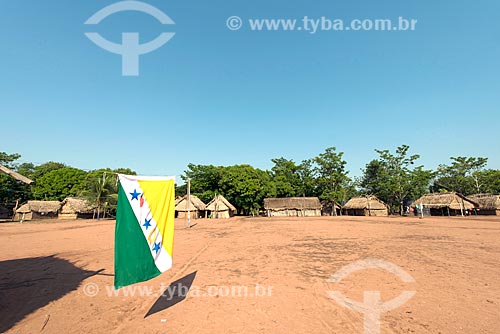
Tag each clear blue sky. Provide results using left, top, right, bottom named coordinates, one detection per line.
left=1, top=0, right=499, bottom=182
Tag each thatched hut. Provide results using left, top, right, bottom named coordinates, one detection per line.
left=264, top=197, right=322, bottom=217
left=14, top=201, right=61, bottom=221
left=467, top=194, right=500, bottom=215
left=206, top=194, right=236, bottom=219
left=175, top=195, right=206, bottom=219
left=411, top=192, right=478, bottom=216
left=59, top=197, right=96, bottom=219
left=343, top=195, right=388, bottom=216
left=321, top=200, right=342, bottom=216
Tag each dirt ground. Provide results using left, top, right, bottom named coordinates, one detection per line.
left=1, top=215, right=499, bottom=334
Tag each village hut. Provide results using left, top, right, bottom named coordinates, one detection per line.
left=206, top=194, right=236, bottom=219
left=467, top=194, right=500, bottom=216
left=175, top=195, right=207, bottom=219
left=343, top=195, right=389, bottom=216
left=14, top=200, right=61, bottom=221
left=411, top=192, right=478, bottom=216
left=321, top=200, right=342, bottom=216
left=264, top=197, right=322, bottom=217
left=59, top=197, right=96, bottom=219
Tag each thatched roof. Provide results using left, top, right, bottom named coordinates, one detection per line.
left=175, top=195, right=206, bottom=212
left=343, top=195, right=388, bottom=210
left=60, top=197, right=95, bottom=214
left=16, top=201, right=61, bottom=214
left=264, top=197, right=322, bottom=210
left=467, top=194, right=500, bottom=210
left=0, top=165, right=33, bottom=184
left=206, top=194, right=236, bottom=212
left=411, top=192, right=477, bottom=210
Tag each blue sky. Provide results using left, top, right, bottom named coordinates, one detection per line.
left=1, top=0, right=499, bottom=181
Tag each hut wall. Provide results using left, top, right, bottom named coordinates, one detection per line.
left=322, top=208, right=341, bottom=216
left=59, top=212, right=94, bottom=220
left=209, top=210, right=231, bottom=219
left=368, top=209, right=389, bottom=217
left=266, top=209, right=321, bottom=217
left=344, top=209, right=365, bottom=216
left=344, top=208, right=387, bottom=216
left=77, top=212, right=94, bottom=219
left=177, top=211, right=203, bottom=219
left=33, top=212, right=58, bottom=220
left=59, top=213, right=78, bottom=220
left=15, top=212, right=57, bottom=221
left=303, top=209, right=321, bottom=217
left=476, top=209, right=500, bottom=216
left=14, top=212, right=32, bottom=221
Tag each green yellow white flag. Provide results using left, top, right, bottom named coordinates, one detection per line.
left=115, top=174, right=175, bottom=289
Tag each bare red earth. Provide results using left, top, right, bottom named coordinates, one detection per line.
left=1, top=216, right=499, bottom=333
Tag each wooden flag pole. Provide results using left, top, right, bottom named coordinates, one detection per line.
left=187, top=178, right=191, bottom=228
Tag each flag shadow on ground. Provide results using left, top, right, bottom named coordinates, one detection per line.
left=145, top=271, right=197, bottom=318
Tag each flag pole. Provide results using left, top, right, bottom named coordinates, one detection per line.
left=187, top=178, right=191, bottom=228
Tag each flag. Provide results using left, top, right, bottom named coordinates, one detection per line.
left=115, top=174, right=175, bottom=289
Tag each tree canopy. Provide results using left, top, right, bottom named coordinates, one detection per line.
left=1, top=146, right=499, bottom=217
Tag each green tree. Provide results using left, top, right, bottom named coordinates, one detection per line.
left=359, top=159, right=390, bottom=203
left=32, top=167, right=87, bottom=201
left=270, top=158, right=301, bottom=197
left=0, top=152, right=31, bottom=206
left=362, top=145, right=433, bottom=214
left=0, top=152, right=21, bottom=168
left=182, top=164, right=224, bottom=203
left=81, top=168, right=136, bottom=218
left=297, top=159, right=316, bottom=197
left=313, top=147, right=351, bottom=203
left=219, top=165, right=276, bottom=215
left=475, top=169, right=500, bottom=194
left=433, top=157, right=488, bottom=195
left=32, top=161, right=66, bottom=179
left=16, top=163, right=36, bottom=179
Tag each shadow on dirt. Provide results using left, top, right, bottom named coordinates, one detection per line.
left=145, top=271, right=197, bottom=318
left=0, top=255, right=102, bottom=332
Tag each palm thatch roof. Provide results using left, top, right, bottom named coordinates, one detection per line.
left=175, top=195, right=206, bottom=212
left=60, top=197, right=96, bottom=214
left=264, top=197, right=322, bottom=210
left=467, top=194, right=500, bottom=210
left=0, top=165, right=33, bottom=184
left=411, top=192, right=477, bottom=210
left=206, top=194, right=236, bottom=212
left=343, top=195, right=388, bottom=210
left=16, top=201, right=61, bottom=214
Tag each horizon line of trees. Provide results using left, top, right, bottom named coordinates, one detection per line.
left=1, top=146, right=500, bottom=216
